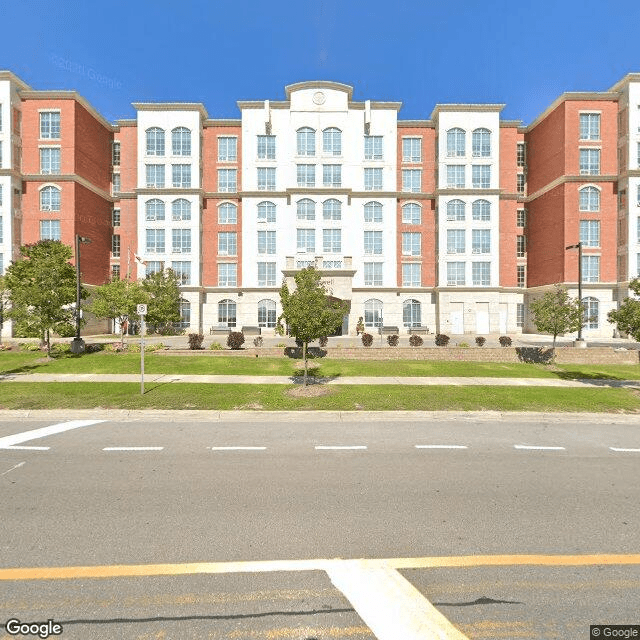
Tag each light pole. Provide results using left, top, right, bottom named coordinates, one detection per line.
left=71, top=235, right=92, bottom=354
left=565, top=241, right=585, bottom=345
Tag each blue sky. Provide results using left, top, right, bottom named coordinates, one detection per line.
left=2, top=0, right=640, bottom=124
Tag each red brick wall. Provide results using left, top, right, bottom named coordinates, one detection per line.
left=20, top=180, right=74, bottom=245
left=115, top=125, right=137, bottom=193
left=115, top=199, right=137, bottom=280
left=202, top=197, right=241, bottom=287
left=499, top=199, right=518, bottom=286
left=526, top=103, right=566, bottom=194
left=499, top=126, right=522, bottom=195
left=73, top=102, right=112, bottom=192
left=202, top=125, right=241, bottom=192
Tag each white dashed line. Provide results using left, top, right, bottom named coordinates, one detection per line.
left=103, top=447, right=164, bottom=451
left=609, top=447, right=640, bottom=452
left=209, top=446, right=267, bottom=451
left=415, top=445, right=468, bottom=449
left=2, top=446, right=50, bottom=451
left=315, top=445, right=368, bottom=450
left=1, top=462, right=25, bottom=476
left=514, top=445, right=566, bottom=451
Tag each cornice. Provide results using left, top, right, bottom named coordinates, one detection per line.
left=0, top=169, right=23, bottom=179
left=285, top=81, right=353, bottom=100
left=399, top=120, right=434, bottom=128
left=525, top=174, right=618, bottom=202
left=0, top=70, right=31, bottom=91
left=132, top=102, right=208, bottom=119
left=204, top=119, right=241, bottom=127
left=21, top=173, right=113, bottom=201
left=431, top=104, right=505, bottom=120
left=525, top=92, right=618, bottom=131
left=435, top=188, right=502, bottom=196
left=608, top=73, right=640, bottom=92
left=282, top=270, right=357, bottom=277
left=135, top=188, right=204, bottom=196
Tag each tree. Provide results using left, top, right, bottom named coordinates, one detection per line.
left=0, top=275, right=9, bottom=346
left=4, top=241, right=82, bottom=355
left=87, top=277, right=149, bottom=347
left=276, top=267, right=347, bottom=386
left=142, top=269, right=182, bottom=333
left=529, top=285, right=584, bottom=348
left=608, top=278, right=640, bottom=342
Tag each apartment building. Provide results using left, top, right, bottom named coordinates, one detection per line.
left=1, top=71, right=639, bottom=338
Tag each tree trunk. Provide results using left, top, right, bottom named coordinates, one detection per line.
left=120, top=317, right=126, bottom=348
left=303, top=341, right=308, bottom=387
left=46, top=329, right=51, bottom=356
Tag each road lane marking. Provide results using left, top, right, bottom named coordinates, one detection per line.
left=610, top=447, right=640, bottom=452
left=315, top=446, right=367, bottom=450
left=2, top=446, right=50, bottom=451
left=209, top=446, right=267, bottom=451
left=0, top=420, right=105, bottom=449
left=415, top=445, right=468, bottom=449
left=514, top=445, right=566, bottom=451
left=103, top=447, right=164, bottom=451
left=1, top=462, right=25, bottom=476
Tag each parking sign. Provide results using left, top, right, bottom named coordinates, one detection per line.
left=137, top=304, right=147, bottom=315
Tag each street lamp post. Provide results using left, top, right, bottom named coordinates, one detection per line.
left=565, top=241, right=585, bottom=346
left=70, top=235, right=92, bottom=354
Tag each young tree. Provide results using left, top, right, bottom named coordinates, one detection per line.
left=608, top=278, right=640, bottom=341
left=529, top=285, right=584, bottom=348
left=277, top=267, right=347, bottom=386
left=87, top=277, right=149, bottom=347
left=0, top=275, right=8, bottom=346
left=4, top=241, right=82, bottom=355
left=142, top=268, right=182, bottom=333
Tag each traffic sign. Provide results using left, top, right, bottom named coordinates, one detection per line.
left=137, top=304, right=147, bottom=315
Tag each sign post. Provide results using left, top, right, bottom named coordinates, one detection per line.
left=137, top=304, right=147, bottom=395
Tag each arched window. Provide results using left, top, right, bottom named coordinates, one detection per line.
left=364, top=299, right=383, bottom=328
left=446, top=199, right=466, bottom=221
left=582, top=297, right=599, bottom=329
left=402, top=203, right=421, bottom=224
left=296, top=198, right=315, bottom=220
left=40, top=185, right=61, bottom=211
left=145, top=198, right=165, bottom=221
left=171, top=127, right=191, bottom=156
left=579, top=186, right=600, bottom=212
left=146, top=127, right=165, bottom=156
left=446, top=128, right=465, bottom=157
left=403, top=299, right=421, bottom=327
left=172, top=198, right=191, bottom=221
left=472, top=128, right=491, bottom=157
left=218, top=202, right=237, bottom=224
left=323, top=127, right=342, bottom=155
left=364, top=201, right=383, bottom=223
left=258, top=299, right=276, bottom=328
left=296, top=127, right=316, bottom=156
left=218, top=299, right=236, bottom=328
left=257, top=201, right=276, bottom=223
left=472, top=199, right=491, bottom=221
left=323, top=199, right=341, bottom=220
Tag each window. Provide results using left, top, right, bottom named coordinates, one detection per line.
left=446, top=128, right=465, bottom=157
left=323, top=260, right=342, bottom=269
left=364, top=264, right=383, bottom=286
left=402, top=138, right=421, bottom=162
left=516, top=142, right=526, bottom=167
left=111, top=234, right=120, bottom=256
left=402, top=169, right=421, bottom=193
left=364, top=230, right=383, bottom=255
left=402, top=264, right=421, bottom=287
left=402, top=203, right=421, bottom=224
left=580, top=148, right=600, bottom=175
left=472, top=200, right=490, bottom=222
left=580, top=113, right=600, bottom=140
left=172, top=199, right=191, bottom=221
left=323, top=199, right=341, bottom=220
left=218, top=169, right=237, bottom=192
left=517, top=174, right=525, bottom=194
left=297, top=164, right=315, bottom=187
left=516, top=209, right=526, bottom=228
left=580, top=220, right=600, bottom=247
left=403, top=299, right=421, bottom=326
left=296, top=228, right=315, bottom=253
left=323, top=128, right=341, bottom=155
left=257, top=262, right=276, bottom=286
left=257, top=135, right=276, bottom=159
left=297, top=127, right=315, bottom=156
left=218, top=299, right=236, bottom=327
left=111, top=264, right=121, bottom=280
left=364, top=299, right=383, bottom=327
left=472, top=165, right=491, bottom=189
left=146, top=128, right=165, bottom=156
left=40, top=112, right=60, bottom=139
left=637, top=142, right=640, bottom=166
left=323, top=229, right=341, bottom=253
left=258, top=299, right=277, bottom=327
left=218, top=263, right=237, bottom=286
left=472, top=129, right=491, bottom=157
left=172, top=128, right=191, bottom=156
left=323, top=164, right=341, bottom=187
left=112, top=141, right=121, bottom=166
left=446, top=262, right=465, bottom=286
left=172, top=229, right=191, bottom=254
left=447, top=229, right=465, bottom=254
left=145, top=261, right=163, bottom=277
left=579, top=186, right=600, bottom=211
left=0, top=184, right=2, bottom=206
left=582, top=296, right=599, bottom=328
left=40, top=220, right=61, bottom=240
left=402, top=232, right=421, bottom=256
left=218, top=231, right=237, bottom=256
left=472, top=229, right=491, bottom=254
left=296, top=199, right=315, bottom=220
left=364, top=168, right=383, bottom=190
left=258, top=201, right=276, bottom=223
left=582, top=254, right=600, bottom=283
left=178, top=300, right=191, bottom=328
left=517, top=303, right=525, bottom=327
left=258, top=230, right=276, bottom=254
left=146, top=229, right=165, bottom=253
left=171, top=261, right=191, bottom=285
left=146, top=164, right=165, bottom=188
left=364, top=136, right=383, bottom=160
left=112, top=172, right=121, bottom=194
left=218, top=202, right=236, bottom=224
left=258, top=167, right=276, bottom=190
left=364, top=201, right=383, bottom=223
left=40, top=186, right=60, bottom=211
left=172, top=164, right=191, bottom=188
left=446, top=165, right=465, bottom=188
left=145, top=199, right=165, bottom=221
left=112, top=208, right=120, bottom=227
left=218, top=137, right=237, bottom=162
left=472, top=262, right=491, bottom=286
left=517, top=264, right=526, bottom=287
left=446, top=200, right=466, bottom=221
left=40, top=148, right=60, bottom=174
left=517, top=235, right=526, bottom=257
left=296, top=260, right=314, bottom=269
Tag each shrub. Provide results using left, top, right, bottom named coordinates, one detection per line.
left=435, top=334, right=450, bottom=347
left=188, top=333, right=204, bottom=350
left=253, top=336, right=264, bottom=347
left=361, top=332, right=373, bottom=347
left=318, top=336, right=328, bottom=348
left=104, top=342, right=126, bottom=353
left=475, top=336, right=486, bottom=347
left=20, top=343, right=42, bottom=352
left=387, top=334, right=399, bottom=346
left=295, top=337, right=304, bottom=347
left=458, top=341, right=470, bottom=348
left=210, top=341, right=224, bottom=350
left=50, top=343, right=71, bottom=354
left=499, top=335, right=512, bottom=347
left=409, top=334, right=423, bottom=347
left=227, top=331, right=245, bottom=350
left=85, top=343, right=105, bottom=353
